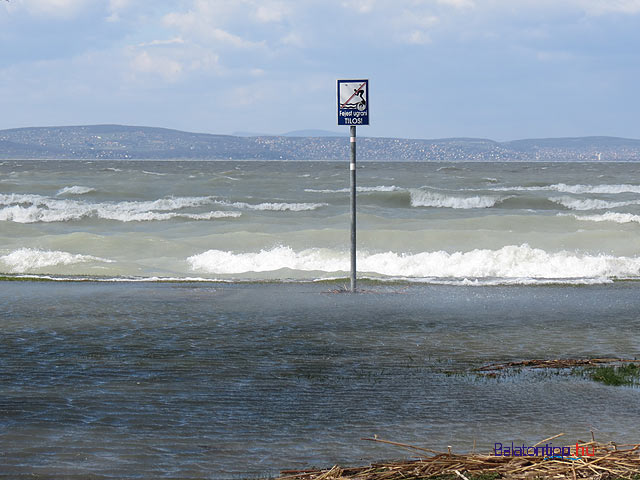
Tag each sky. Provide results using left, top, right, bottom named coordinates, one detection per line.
left=1, top=0, right=640, bottom=141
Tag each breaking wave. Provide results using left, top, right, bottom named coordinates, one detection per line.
left=0, top=194, right=241, bottom=223
left=565, top=212, right=640, bottom=225
left=56, top=186, right=96, bottom=196
left=187, top=244, right=640, bottom=280
left=493, top=183, right=640, bottom=194
left=0, top=193, right=328, bottom=222
left=0, top=248, right=112, bottom=273
left=409, top=189, right=506, bottom=209
left=305, top=186, right=401, bottom=193
left=549, top=196, right=640, bottom=211
left=214, top=200, right=328, bottom=211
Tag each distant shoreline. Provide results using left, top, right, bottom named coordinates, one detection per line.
left=2, top=124, right=640, bottom=161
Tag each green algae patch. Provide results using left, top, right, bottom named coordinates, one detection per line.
left=587, top=363, right=640, bottom=387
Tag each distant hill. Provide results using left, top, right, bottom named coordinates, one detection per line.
left=1, top=124, right=639, bottom=161
left=281, top=129, right=347, bottom=137
left=234, top=129, right=347, bottom=137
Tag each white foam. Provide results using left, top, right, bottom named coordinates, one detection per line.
left=0, top=193, right=50, bottom=206
left=188, top=246, right=345, bottom=274
left=56, top=186, right=95, bottom=196
left=187, top=244, right=640, bottom=280
left=0, top=248, right=112, bottom=273
left=181, top=211, right=241, bottom=220
left=549, top=196, right=640, bottom=211
left=409, top=189, right=505, bottom=209
left=305, top=186, right=400, bottom=193
left=215, top=200, right=327, bottom=211
left=0, top=193, right=327, bottom=222
left=494, top=183, right=640, bottom=194
left=0, top=194, right=242, bottom=223
left=566, top=212, right=640, bottom=225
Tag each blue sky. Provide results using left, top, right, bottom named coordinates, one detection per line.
left=1, top=0, right=640, bottom=140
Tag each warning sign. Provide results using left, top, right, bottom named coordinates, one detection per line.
left=337, top=79, right=369, bottom=126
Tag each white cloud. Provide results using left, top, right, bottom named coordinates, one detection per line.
left=254, top=1, right=291, bottom=22
left=536, top=50, right=576, bottom=62
left=279, top=31, right=305, bottom=47
left=481, top=0, right=640, bottom=15
left=437, top=0, right=475, bottom=8
left=188, top=50, right=220, bottom=73
left=577, top=0, right=640, bottom=14
left=22, top=0, right=90, bottom=18
left=341, top=0, right=375, bottom=14
left=163, top=9, right=265, bottom=49
left=130, top=50, right=183, bottom=82
left=404, top=29, right=432, bottom=44
left=137, top=37, right=185, bottom=48
left=107, top=0, right=132, bottom=22
left=227, top=84, right=267, bottom=107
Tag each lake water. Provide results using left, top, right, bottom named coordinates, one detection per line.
left=1, top=160, right=640, bottom=478
left=3, top=160, right=640, bottom=283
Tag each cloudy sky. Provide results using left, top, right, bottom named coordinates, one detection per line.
left=1, top=0, right=640, bottom=140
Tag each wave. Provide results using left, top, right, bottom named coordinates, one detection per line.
left=566, top=212, right=640, bottom=225
left=305, top=185, right=401, bottom=193
left=56, top=186, right=96, bottom=196
left=214, top=200, right=327, bottom=211
left=409, top=189, right=506, bottom=209
left=0, top=248, right=112, bottom=273
left=0, top=193, right=50, bottom=206
left=493, top=183, right=640, bottom=194
left=187, top=244, right=640, bottom=280
left=549, top=196, right=640, bottom=211
left=0, top=194, right=241, bottom=223
left=0, top=205, right=240, bottom=223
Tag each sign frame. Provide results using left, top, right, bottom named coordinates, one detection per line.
left=337, top=79, right=369, bottom=126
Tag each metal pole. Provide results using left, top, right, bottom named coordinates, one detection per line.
left=350, top=125, right=356, bottom=293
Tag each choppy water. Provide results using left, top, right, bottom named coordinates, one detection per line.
left=2, top=281, right=640, bottom=479
left=3, top=160, right=640, bottom=283
left=3, top=160, right=640, bottom=478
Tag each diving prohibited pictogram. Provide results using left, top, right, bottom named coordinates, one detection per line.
left=337, top=79, right=369, bottom=126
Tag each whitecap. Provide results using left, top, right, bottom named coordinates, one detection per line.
left=56, top=186, right=96, bottom=196
left=0, top=248, right=112, bottom=273
left=493, top=183, right=640, bottom=194
left=187, top=244, right=640, bottom=280
left=305, top=185, right=400, bottom=193
left=0, top=194, right=240, bottom=223
left=409, top=189, right=505, bottom=209
left=549, top=196, right=640, bottom=211
left=565, top=212, right=640, bottom=224
left=214, top=200, right=327, bottom=211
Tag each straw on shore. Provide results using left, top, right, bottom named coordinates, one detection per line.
left=474, top=358, right=637, bottom=372
left=277, top=434, right=640, bottom=480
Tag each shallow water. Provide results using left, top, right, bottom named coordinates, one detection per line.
left=2, top=281, right=639, bottom=478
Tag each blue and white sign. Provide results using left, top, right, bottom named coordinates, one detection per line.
left=337, top=79, right=369, bottom=126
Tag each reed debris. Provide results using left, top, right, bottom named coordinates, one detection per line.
left=474, top=358, right=635, bottom=372
left=276, top=435, right=640, bottom=480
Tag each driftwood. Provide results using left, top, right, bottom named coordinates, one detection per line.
left=474, top=358, right=636, bottom=372
left=276, top=434, right=640, bottom=480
